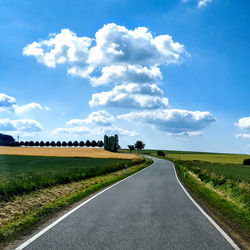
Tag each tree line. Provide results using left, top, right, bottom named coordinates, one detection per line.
left=128, top=140, right=145, bottom=153
left=104, top=134, right=119, bottom=152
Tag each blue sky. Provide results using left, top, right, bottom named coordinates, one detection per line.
left=0, top=0, right=250, bottom=153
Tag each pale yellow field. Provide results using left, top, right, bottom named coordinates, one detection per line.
left=0, top=147, right=140, bottom=160
left=167, top=153, right=249, bottom=164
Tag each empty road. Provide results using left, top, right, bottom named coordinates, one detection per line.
left=16, top=157, right=236, bottom=250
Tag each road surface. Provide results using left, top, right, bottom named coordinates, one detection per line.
left=17, top=157, right=235, bottom=250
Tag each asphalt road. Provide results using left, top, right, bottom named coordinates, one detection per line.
left=18, top=157, right=234, bottom=250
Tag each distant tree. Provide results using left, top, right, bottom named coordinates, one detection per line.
left=79, top=141, right=85, bottom=147
left=128, top=145, right=135, bottom=153
left=0, top=133, right=15, bottom=146
left=134, top=140, right=145, bottom=153
left=91, top=140, right=97, bottom=147
left=62, top=141, right=67, bottom=147
left=35, top=141, right=40, bottom=147
left=114, top=134, right=119, bottom=152
left=157, top=151, right=165, bottom=157
left=103, top=134, right=119, bottom=152
left=67, top=141, right=73, bottom=147
left=45, top=141, right=50, bottom=147
left=40, top=141, right=45, bottom=147
left=14, top=141, right=20, bottom=147
left=20, top=141, right=24, bottom=146
left=50, top=141, right=56, bottom=147
left=104, top=135, right=108, bottom=150
left=97, top=140, right=103, bottom=147
left=9, top=141, right=15, bottom=147
left=85, top=140, right=91, bottom=147
left=73, top=141, right=79, bottom=147
left=56, top=141, right=62, bottom=147
left=24, top=141, right=29, bottom=147
left=29, top=141, right=35, bottom=147
left=243, top=159, right=250, bottom=165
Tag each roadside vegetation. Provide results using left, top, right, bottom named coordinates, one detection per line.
left=0, top=155, right=143, bottom=202
left=131, top=149, right=250, bottom=247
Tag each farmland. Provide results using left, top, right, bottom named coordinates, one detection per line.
left=0, top=146, right=139, bottom=159
left=0, top=154, right=143, bottom=202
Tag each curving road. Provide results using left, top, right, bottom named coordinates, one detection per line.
left=16, top=157, right=236, bottom=250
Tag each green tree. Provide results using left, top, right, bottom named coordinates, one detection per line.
left=128, top=145, right=135, bottom=153
left=134, top=140, right=145, bottom=153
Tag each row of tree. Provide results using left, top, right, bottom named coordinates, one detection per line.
left=9, top=140, right=104, bottom=148
left=104, top=134, right=119, bottom=152
left=128, top=140, right=145, bottom=153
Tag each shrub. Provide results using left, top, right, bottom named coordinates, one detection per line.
left=73, top=141, right=79, bottom=147
left=62, top=141, right=67, bottom=147
left=40, top=141, right=45, bottom=147
left=29, top=141, right=35, bottom=147
left=35, top=141, right=40, bottom=147
left=67, top=141, right=73, bottom=147
left=45, top=141, right=50, bottom=147
left=157, top=151, right=165, bottom=157
left=243, top=159, right=250, bottom=165
left=79, top=141, right=85, bottom=147
left=50, top=141, right=56, bottom=147
left=56, top=141, right=61, bottom=147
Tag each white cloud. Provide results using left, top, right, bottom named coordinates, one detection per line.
left=0, top=93, right=16, bottom=111
left=67, top=110, right=114, bottom=126
left=198, top=0, right=212, bottom=8
left=236, top=116, right=250, bottom=130
left=13, top=103, right=43, bottom=114
left=89, top=65, right=162, bottom=86
left=23, top=23, right=186, bottom=82
left=23, top=29, right=92, bottom=68
left=118, top=109, right=215, bottom=135
left=0, top=118, right=43, bottom=132
left=235, top=134, right=250, bottom=139
left=89, top=83, right=168, bottom=109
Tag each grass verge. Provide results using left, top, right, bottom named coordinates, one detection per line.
left=0, top=157, right=153, bottom=244
left=174, top=159, right=250, bottom=249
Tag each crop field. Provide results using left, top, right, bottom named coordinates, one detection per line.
left=0, top=146, right=139, bottom=160
left=0, top=155, right=143, bottom=202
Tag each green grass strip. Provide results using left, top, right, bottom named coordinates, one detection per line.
left=0, top=158, right=153, bottom=243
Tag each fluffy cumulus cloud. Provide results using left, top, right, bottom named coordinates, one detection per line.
left=53, top=110, right=137, bottom=137
left=236, top=116, right=250, bottom=130
left=118, top=109, right=215, bottom=135
left=89, top=83, right=168, bottom=109
left=89, top=65, right=162, bottom=87
left=0, top=118, right=43, bottom=132
left=67, top=110, right=114, bottom=126
left=0, top=93, right=16, bottom=111
left=13, top=103, right=43, bottom=114
left=23, top=23, right=186, bottom=82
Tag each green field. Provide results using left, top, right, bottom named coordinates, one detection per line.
left=0, top=155, right=142, bottom=202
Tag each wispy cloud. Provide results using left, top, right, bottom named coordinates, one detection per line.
left=198, top=0, right=212, bottom=8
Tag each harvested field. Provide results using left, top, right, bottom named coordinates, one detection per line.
left=0, top=147, right=139, bottom=159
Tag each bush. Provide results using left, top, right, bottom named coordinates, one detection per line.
left=56, top=141, right=61, bottom=147
left=157, top=151, right=165, bottom=157
left=40, top=141, right=45, bottom=147
left=35, top=141, right=40, bottom=147
left=73, top=141, right=79, bottom=147
left=62, top=141, right=67, bottom=147
left=79, top=141, right=85, bottom=147
left=67, top=141, right=73, bottom=147
left=50, top=141, right=56, bottom=147
left=243, top=159, right=250, bottom=165
left=45, top=141, right=50, bottom=147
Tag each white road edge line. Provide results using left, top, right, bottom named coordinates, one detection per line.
left=171, top=161, right=240, bottom=250
left=15, top=160, right=156, bottom=250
